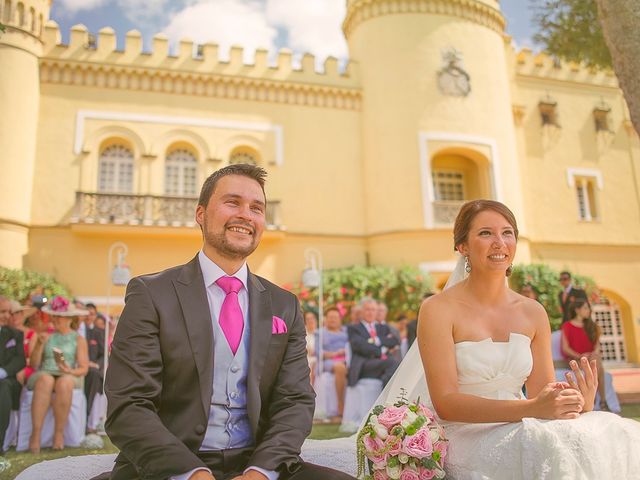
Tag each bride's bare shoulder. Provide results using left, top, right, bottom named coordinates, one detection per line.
left=419, top=285, right=463, bottom=323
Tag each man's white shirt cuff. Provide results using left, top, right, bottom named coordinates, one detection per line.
left=245, top=466, right=279, bottom=480
left=171, top=467, right=211, bottom=480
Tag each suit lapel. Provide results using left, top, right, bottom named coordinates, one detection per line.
left=247, top=271, right=272, bottom=437
left=173, top=255, right=214, bottom=418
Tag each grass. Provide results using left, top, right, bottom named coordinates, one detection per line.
left=2, top=406, right=638, bottom=478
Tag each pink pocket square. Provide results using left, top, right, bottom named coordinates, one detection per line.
left=272, top=316, right=288, bottom=334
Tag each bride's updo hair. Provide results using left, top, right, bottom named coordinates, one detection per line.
left=453, top=199, right=519, bottom=250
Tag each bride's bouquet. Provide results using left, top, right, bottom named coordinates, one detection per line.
left=356, top=392, right=448, bottom=480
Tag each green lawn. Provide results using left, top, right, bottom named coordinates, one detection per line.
left=2, top=407, right=638, bottom=478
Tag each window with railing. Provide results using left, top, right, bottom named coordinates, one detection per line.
left=165, top=149, right=198, bottom=197
left=98, top=145, right=134, bottom=194
left=575, top=177, right=599, bottom=222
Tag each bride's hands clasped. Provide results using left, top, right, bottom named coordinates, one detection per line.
left=564, top=356, right=598, bottom=412
left=532, top=383, right=584, bottom=420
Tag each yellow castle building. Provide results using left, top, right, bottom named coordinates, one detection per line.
left=1, top=0, right=639, bottom=364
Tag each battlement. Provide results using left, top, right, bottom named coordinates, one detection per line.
left=515, top=48, right=618, bottom=89
left=41, top=22, right=359, bottom=90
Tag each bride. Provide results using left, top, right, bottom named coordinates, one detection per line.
left=303, top=199, right=640, bottom=479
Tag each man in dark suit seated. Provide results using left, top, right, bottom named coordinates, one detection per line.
left=0, top=296, right=26, bottom=453
left=95, top=165, right=354, bottom=480
left=81, top=305, right=105, bottom=423
left=347, top=298, right=400, bottom=388
left=558, top=271, right=588, bottom=323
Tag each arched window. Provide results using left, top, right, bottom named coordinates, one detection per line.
left=165, top=148, right=198, bottom=196
left=16, top=1, right=23, bottom=26
left=229, top=148, right=258, bottom=165
left=2, top=0, right=11, bottom=24
left=98, top=144, right=134, bottom=193
left=29, top=6, right=35, bottom=32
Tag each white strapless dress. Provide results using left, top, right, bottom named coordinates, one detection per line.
left=301, top=332, right=640, bottom=479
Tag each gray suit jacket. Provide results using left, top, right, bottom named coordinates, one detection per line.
left=104, top=255, right=315, bottom=479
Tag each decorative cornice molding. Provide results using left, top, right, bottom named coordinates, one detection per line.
left=39, top=59, right=363, bottom=111
left=343, top=0, right=505, bottom=38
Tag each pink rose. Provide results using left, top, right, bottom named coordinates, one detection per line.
left=363, top=434, right=387, bottom=464
left=377, top=405, right=408, bottom=429
left=434, top=440, right=448, bottom=461
left=403, top=427, right=434, bottom=459
left=419, top=468, right=436, bottom=480
left=374, top=470, right=389, bottom=480
left=400, top=469, right=420, bottom=480
left=418, top=404, right=436, bottom=421
left=385, top=435, right=402, bottom=456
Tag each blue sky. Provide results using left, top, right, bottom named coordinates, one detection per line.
left=49, top=1, right=539, bottom=62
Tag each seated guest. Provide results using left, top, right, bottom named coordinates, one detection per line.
left=10, top=300, right=37, bottom=385
left=561, top=299, right=609, bottom=411
left=0, top=296, right=26, bottom=454
left=347, top=297, right=400, bottom=388
left=304, top=310, right=318, bottom=385
left=317, top=307, right=348, bottom=417
left=80, top=305, right=105, bottom=423
left=558, top=271, right=588, bottom=323
left=27, top=296, right=89, bottom=453
left=389, top=314, right=409, bottom=357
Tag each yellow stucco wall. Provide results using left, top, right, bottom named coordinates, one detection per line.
left=1, top=0, right=639, bottom=362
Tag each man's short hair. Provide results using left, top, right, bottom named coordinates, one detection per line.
left=85, top=302, right=97, bottom=310
left=198, top=164, right=267, bottom=207
left=358, top=296, right=377, bottom=308
left=560, top=271, right=572, bottom=279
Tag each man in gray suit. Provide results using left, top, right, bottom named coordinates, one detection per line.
left=98, top=165, right=353, bottom=480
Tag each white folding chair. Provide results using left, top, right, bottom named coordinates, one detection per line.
left=16, top=389, right=87, bottom=451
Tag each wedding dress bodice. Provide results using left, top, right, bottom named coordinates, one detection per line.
left=455, top=332, right=532, bottom=401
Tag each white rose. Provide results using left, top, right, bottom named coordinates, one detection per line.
left=374, top=423, right=389, bottom=440
left=398, top=453, right=409, bottom=464
left=435, top=467, right=446, bottom=479
left=386, top=464, right=402, bottom=479
left=401, top=410, right=418, bottom=428
left=430, top=428, right=440, bottom=443
left=370, top=415, right=379, bottom=425
left=373, top=461, right=386, bottom=470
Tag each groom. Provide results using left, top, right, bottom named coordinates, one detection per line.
left=98, top=165, right=353, bottom=480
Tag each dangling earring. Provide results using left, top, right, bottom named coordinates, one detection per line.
left=506, top=264, right=513, bottom=277
left=464, top=256, right=472, bottom=273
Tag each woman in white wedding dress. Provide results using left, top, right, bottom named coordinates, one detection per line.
left=414, top=199, right=640, bottom=479
left=302, top=199, right=640, bottom=479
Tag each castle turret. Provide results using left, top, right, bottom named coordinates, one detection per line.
left=0, top=0, right=49, bottom=267
left=344, top=0, right=525, bottom=260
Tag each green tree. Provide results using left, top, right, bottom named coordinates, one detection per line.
left=0, top=267, right=70, bottom=303
left=532, top=0, right=640, bottom=135
left=533, top=0, right=612, bottom=68
left=510, top=263, right=601, bottom=331
left=289, top=265, right=433, bottom=321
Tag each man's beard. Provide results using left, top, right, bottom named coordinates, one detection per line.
left=203, top=218, right=259, bottom=260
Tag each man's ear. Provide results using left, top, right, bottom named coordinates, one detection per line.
left=195, top=204, right=204, bottom=227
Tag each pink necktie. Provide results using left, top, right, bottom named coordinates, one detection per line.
left=216, top=276, right=244, bottom=354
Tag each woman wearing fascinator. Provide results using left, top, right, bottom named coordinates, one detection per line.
left=410, top=200, right=640, bottom=479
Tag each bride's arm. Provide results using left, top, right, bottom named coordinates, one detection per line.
left=417, top=296, right=582, bottom=423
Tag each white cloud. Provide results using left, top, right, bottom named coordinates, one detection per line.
left=56, top=0, right=108, bottom=13
left=162, top=0, right=278, bottom=62
left=266, top=0, right=348, bottom=66
left=117, top=0, right=173, bottom=26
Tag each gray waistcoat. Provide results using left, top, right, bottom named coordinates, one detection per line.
left=201, top=313, right=252, bottom=450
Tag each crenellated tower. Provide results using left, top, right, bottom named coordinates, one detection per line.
left=344, top=0, right=525, bottom=255
left=0, top=0, right=49, bottom=267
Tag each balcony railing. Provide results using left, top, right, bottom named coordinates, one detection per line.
left=71, top=192, right=283, bottom=229
left=433, top=200, right=465, bottom=225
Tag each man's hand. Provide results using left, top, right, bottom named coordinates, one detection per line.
left=188, top=471, right=215, bottom=480
left=231, top=470, right=268, bottom=480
